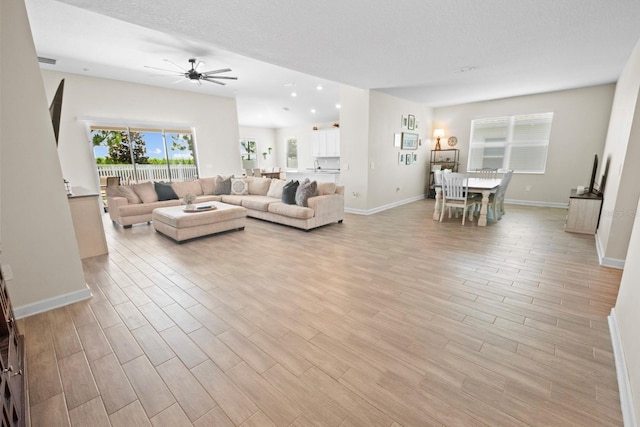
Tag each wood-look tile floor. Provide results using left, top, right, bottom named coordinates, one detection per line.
left=24, top=200, right=623, bottom=426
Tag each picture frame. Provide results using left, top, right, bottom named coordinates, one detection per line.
left=394, top=133, right=401, bottom=147
left=408, top=114, right=415, bottom=130
left=405, top=154, right=411, bottom=165
left=400, top=132, right=418, bottom=150
left=401, top=115, right=408, bottom=129
left=399, top=153, right=404, bottom=163
left=413, top=153, right=417, bottom=162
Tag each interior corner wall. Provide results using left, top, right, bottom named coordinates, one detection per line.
left=40, top=70, right=241, bottom=191
left=339, top=85, right=370, bottom=212
left=597, top=37, right=640, bottom=265
left=0, top=0, right=88, bottom=311
left=239, top=126, right=277, bottom=170
left=433, top=85, right=615, bottom=206
left=367, top=91, right=432, bottom=210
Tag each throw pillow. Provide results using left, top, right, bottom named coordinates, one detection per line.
left=295, top=180, right=318, bottom=207
left=154, top=182, right=179, bottom=201
left=247, top=176, right=272, bottom=195
left=267, top=179, right=287, bottom=199
left=131, top=181, right=158, bottom=203
left=230, top=178, right=249, bottom=195
left=317, top=181, right=337, bottom=196
left=281, top=180, right=299, bottom=205
left=213, top=175, right=232, bottom=195
left=199, top=177, right=216, bottom=195
left=105, top=185, right=141, bottom=204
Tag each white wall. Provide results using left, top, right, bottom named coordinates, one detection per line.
left=274, top=121, right=336, bottom=173
left=598, top=38, right=640, bottom=265
left=433, top=85, right=615, bottom=206
left=41, top=70, right=240, bottom=191
left=239, top=126, right=277, bottom=170
left=0, top=0, right=88, bottom=313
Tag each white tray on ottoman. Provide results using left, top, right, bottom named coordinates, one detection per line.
left=153, top=202, right=247, bottom=242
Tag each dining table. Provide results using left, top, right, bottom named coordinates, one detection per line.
left=433, top=177, right=502, bottom=226
left=261, top=171, right=281, bottom=179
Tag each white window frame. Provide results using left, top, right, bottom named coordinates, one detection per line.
left=468, top=112, right=554, bottom=174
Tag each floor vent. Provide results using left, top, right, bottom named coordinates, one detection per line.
left=37, top=56, right=57, bottom=65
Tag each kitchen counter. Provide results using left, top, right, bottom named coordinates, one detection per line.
left=284, top=170, right=340, bottom=183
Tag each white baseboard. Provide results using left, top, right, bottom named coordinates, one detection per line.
left=345, top=194, right=426, bottom=216
left=13, top=285, right=93, bottom=319
left=596, top=232, right=625, bottom=269
left=608, top=308, right=638, bottom=427
left=504, top=198, right=569, bottom=208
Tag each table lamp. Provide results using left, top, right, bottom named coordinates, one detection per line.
left=433, top=129, right=445, bottom=151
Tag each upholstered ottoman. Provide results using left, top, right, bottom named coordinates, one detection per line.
left=152, top=202, right=247, bottom=242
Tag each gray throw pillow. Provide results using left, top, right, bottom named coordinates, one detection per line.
left=154, top=182, right=179, bottom=201
left=214, top=175, right=233, bottom=195
left=295, top=180, right=318, bottom=207
left=282, top=180, right=299, bottom=205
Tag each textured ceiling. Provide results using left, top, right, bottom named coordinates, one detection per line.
left=27, top=0, right=640, bottom=127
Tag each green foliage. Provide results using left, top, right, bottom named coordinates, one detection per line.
left=92, top=130, right=149, bottom=164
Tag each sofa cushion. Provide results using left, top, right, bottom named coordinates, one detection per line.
left=172, top=180, right=204, bottom=198
left=154, top=182, right=179, bottom=201
left=268, top=201, right=315, bottom=220
left=295, top=180, right=318, bottom=207
left=267, top=179, right=287, bottom=199
left=247, top=177, right=272, bottom=195
left=282, top=180, right=299, bottom=205
left=199, top=177, right=216, bottom=195
left=231, top=178, right=249, bottom=195
left=132, top=181, right=158, bottom=203
left=119, top=199, right=181, bottom=217
left=241, top=196, right=278, bottom=212
left=106, top=185, right=142, bottom=204
left=220, top=195, right=244, bottom=206
left=317, top=181, right=337, bottom=196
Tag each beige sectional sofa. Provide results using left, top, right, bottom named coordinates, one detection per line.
left=106, top=176, right=344, bottom=231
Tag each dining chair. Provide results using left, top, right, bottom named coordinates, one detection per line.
left=474, top=168, right=498, bottom=180
left=252, top=168, right=262, bottom=177
left=488, top=170, right=513, bottom=220
left=245, top=168, right=254, bottom=176
left=440, top=173, right=480, bottom=225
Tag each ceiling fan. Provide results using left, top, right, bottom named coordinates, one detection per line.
left=145, top=58, right=238, bottom=86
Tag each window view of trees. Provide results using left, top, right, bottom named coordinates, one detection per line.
left=92, top=126, right=197, bottom=182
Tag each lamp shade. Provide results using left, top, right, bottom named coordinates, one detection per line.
left=433, top=129, right=445, bottom=138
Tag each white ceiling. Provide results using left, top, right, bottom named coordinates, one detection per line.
left=26, top=0, right=640, bottom=129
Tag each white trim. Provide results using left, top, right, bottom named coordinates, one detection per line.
left=77, top=116, right=196, bottom=130
left=608, top=308, right=638, bottom=427
left=13, top=286, right=92, bottom=319
left=504, top=198, right=569, bottom=209
left=596, top=232, right=625, bottom=269
left=345, top=195, right=426, bottom=216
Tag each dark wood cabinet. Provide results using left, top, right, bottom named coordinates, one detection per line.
left=0, top=269, right=25, bottom=427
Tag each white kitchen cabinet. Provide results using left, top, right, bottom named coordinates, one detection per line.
left=312, top=129, right=340, bottom=157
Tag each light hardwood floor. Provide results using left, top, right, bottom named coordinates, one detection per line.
left=23, top=199, right=623, bottom=426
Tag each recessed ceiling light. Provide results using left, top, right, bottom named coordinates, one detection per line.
left=284, top=83, right=295, bottom=87
left=311, top=109, right=316, bottom=114
left=335, top=104, right=341, bottom=109
left=316, top=85, right=323, bottom=91
left=291, top=92, right=297, bottom=97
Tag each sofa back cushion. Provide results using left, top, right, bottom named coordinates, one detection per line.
left=132, top=181, right=158, bottom=203
left=199, top=177, right=216, bottom=195
left=282, top=180, right=299, bottom=205
left=267, top=179, right=287, bottom=199
left=172, top=180, right=204, bottom=198
left=154, top=182, right=179, bottom=201
left=295, top=179, right=318, bottom=207
left=247, top=177, right=272, bottom=195
left=106, top=185, right=141, bottom=204
left=317, top=182, right=337, bottom=195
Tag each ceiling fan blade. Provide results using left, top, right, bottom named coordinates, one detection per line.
left=194, top=60, right=203, bottom=70
left=203, top=75, right=237, bottom=80
left=200, top=78, right=225, bottom=85
left=200, top=68, right=232, bottom=75
left=163, top=59, right=187, bottom=71
left=144, top=65, right=183, bottom=73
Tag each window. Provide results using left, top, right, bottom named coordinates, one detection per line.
left=240, top=139, right=257, bottom=169
left=468, top=112, right=554, bottom=173
left=91, top=125, right=197, bottom=183
left=286, top=138, right=298, bottom=169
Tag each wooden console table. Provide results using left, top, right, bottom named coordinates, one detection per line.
left=68, top=187, right=108, bottom=259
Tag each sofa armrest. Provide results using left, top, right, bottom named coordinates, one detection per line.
left=307, top=193, right=344, bottom=223
left=107, top=196, right=128, bottom=222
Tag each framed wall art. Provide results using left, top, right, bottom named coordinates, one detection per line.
left=400, top=132, right=418, bottom=150
left=408, top=114, right=415, bottom=130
